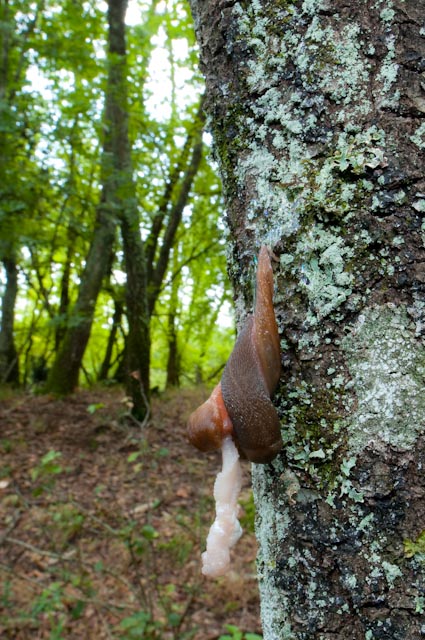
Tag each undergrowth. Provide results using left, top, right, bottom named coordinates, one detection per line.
left=0, top=389, right=262, bottom=639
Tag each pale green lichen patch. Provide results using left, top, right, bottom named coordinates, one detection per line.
left=296, top=225, right=354, bottom=323
left=381, top=560, right=403, bottom=587
left=240, top=129, right=386, bottom=321
left=314, top=22, right=371, bottom=113
left=413, top=199, right=425, bottom=214
left=410, top=122, right=425, bottom=149
left=374, top=1, right=399, bottom=108
left=230, top=0, right=385, bottom=246
left=229, top=0, right=394, bottom=291
left=376, top=33, right=399, bottom=109
left=415, top=597, right=425, bottom=615
left=228, top=0, right=399, bottom=249
left=326, top=456, right=365, bottom=506
left=342, top=305, right=425, bottom=454
left=361, top=538, right=403, bottom=590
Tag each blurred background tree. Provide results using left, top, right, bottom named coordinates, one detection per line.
left=0, top=0, right=233, bottom=415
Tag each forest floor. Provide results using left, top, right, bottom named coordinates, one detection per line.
left=0, top=386, right=262, bottom=640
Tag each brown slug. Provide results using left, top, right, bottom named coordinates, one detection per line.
left=187, top=246, right=282, bottom=464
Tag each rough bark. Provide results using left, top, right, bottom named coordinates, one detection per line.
left=0, top=256, right=19, bottom=384
left=189, top=0, right=425, bottom=638
left=121, top=209, right=151, bottom=419
left=102, top=0, right=152, bottom=419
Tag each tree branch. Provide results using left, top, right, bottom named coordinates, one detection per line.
left=148, top=131, right=204, bottom=314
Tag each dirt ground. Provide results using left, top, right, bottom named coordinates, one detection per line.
left=0, top=386, right=262, bottom=639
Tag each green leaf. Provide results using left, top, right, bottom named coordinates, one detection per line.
left=221, top=625, right=243, bottom=640
left=87, top=403, right=104, bottom=414
left=167, top=612, right=181, bottom=627
left=119, top=611, right=151, bottom=635
left=41, top=450, right=62, bottom=465
left=70, top=600, right=86, bottom=619
left=127, top=451, right=141, bottom=463
left=141, top=524, right=158, bottom=540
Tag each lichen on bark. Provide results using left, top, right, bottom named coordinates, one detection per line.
left=342, top=305, right=425, bottom=454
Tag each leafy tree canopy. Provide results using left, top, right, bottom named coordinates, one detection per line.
left=0, top=0, right=233, bottom=391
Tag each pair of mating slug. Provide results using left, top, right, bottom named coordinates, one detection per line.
left=187, top=246, right=282, bottom=577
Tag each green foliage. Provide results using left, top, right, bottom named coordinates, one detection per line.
left=404, top=530, right=425, bottom=561
left=240, top=492, right=256, bottom=534
left=117, top=610, right=161, bottom=639
left=50, top=503, right=86, bottom=548
left=0, top=437, right=13, bottom=454
left=117, top=606, right=195, bottom=640
left=0, top=0, right=230, bottom=392
left=219, top=624, right=263, bottom=640
left=87, top=402, right=105, bottom=414
left=31, top=582, right=67, bottom=640
left=30, top=449, right=63, bottom=495
left=158, top=534, right=193, bottom=565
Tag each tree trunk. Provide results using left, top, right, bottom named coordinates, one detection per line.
left=46, top=0, right=132, bottom=395
left=121, top=212, right=151, bottom=419
left=0, top=256, right=19, bottom=385
left=165, top=248, right=181, bottom=388
left=165, top=311, right=180, bottom=388
left=147, top=117, right=205, bottom=316
left=100, top=0, right=151, bottom=420
left=54, top=216, right=78, bottom=353
left=190, top=0, right=425, bottom=638
left=98, top=296, right=123, bottom=382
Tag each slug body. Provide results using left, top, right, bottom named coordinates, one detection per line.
left=187, top=382, right=233, bottom=452
left=188, top=246, right=282, bottom=464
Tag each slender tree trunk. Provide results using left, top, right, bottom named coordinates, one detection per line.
left=119, top=93, right=206, bottom=414
left=120, top=96, right=205, bottom=413
left=99, top=0, right=151, bottom=419
left=165, top=312, right=180, bottom=388
left=46, top=202, right=116, bottom=394
left=46, top=0, right=132, bottom=395
left=190, top=0, right=425, bottom=638
left=0, top=2, right=23, bottom=387
left=54, top=215, right=78, bottom=352
left=0, top=256, right=19, bottom=384
left=165, top=249, right=181, bottom=388
left=98, top=297, right=123, bottom=381
left=146, top=105, right=205, bottom=315
left=121, top=211, right=151, bottom=419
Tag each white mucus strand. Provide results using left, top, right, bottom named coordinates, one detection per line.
left=201, top=436, right=243, bottom=577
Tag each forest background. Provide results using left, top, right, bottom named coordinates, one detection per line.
left=0, top=0, right=235, bottom=405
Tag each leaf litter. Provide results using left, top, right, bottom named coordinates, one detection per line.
left=0, top=387, right=261, bottom=639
